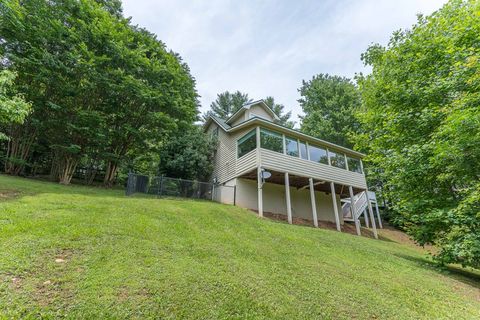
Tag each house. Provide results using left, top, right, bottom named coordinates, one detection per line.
left=204, top=100, right=382, bottom=238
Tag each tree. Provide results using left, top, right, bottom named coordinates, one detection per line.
left=0, top=0, right=198, bottom=185
left=263, top=96, right=294, bottom=128
left=158, top=126, right=217, bottom=181
left=204, top=91, right=251, bottom=119
left=356, top=0, right=480, bottom=269
left=298, top=74, right=360, bottom=148
left=0, top=70, right=31, bottom=140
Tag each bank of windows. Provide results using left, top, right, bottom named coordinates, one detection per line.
left=236, top=128, right=362, bottom=173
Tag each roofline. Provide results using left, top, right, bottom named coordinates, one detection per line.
left=225, top=100, right=280, bottom=125
left=218, top=117, right=365, bottom=158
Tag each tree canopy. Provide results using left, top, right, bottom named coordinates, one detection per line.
left=356, top=0, right=480, bottom=269
left=298, top=74, right=360, bottom=148
left=0, top=70, right=31, bottom=140
left=0, top=0, right=198, bottom=185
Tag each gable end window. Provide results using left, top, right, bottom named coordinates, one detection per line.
left=237, top=129, right=257, bottom=158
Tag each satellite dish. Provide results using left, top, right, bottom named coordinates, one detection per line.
left=261, top=170, right=272, bottom=179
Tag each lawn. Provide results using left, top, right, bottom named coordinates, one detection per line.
left=0, top=175, right=479, bottom=319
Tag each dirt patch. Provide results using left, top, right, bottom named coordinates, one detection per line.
left=0, top=189, right=21, bottom=201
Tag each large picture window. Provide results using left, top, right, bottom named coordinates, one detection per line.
left=347, top=156, right=362, bottom=173
left=285, top=136, right=299, bottom=157
left=309, top=145, right=329, bottom=164
left=260, top=128, right=283, bottom=153
left=237, top=129, right=256, bottom=158
left=329, top=150, right=346, bottom=169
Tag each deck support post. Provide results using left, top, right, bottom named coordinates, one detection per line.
left=309, top=178, right=318, bottom=227
left=285, top=172, right=292, bottom=224
left=257, top=166, right=263, bottom=217
left=364, top=207, right=370, bottom=228
left=374, top=201, right=383, bottom=229
left=365, top=190, right=378, bottom=239
left=349, top=186, right=361, bottom=236
left=330, top=182, right=341, bottom=232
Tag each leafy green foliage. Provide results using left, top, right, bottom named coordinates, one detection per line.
left=263, top=96, right=295, bottom=128
left=0, top=0, right=198, bottom=185
left=356, top=0, right=480, bottom=268
left=158, top=126, right=217, bottom=181
left=0, top=70, right=30, bottom=140
left=298, top=74, right=360, bottom=148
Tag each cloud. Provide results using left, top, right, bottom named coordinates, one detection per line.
left=122, top=0, right=448, bottom=123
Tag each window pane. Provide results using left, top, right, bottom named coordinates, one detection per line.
left=329, top=151, right=346, bottom=169
left=347, top=156, right=362, bottom=173
left=260, top=128, right=283, bottom=153
left=309, top=145, right=328, bottom=164
left=285, top=136, right=299, bottom=157
left=299, top=142, right=308, bottom=160
left=237, top=129, right=257, bottom=158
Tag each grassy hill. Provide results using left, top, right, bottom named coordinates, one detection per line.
left=0, top=175, right=479, bottom=319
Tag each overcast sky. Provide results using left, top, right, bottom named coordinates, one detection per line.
left=122, top=0, right=447, bottom=123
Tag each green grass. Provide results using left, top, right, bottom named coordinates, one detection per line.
left=0, top=175, right=479, bottom=319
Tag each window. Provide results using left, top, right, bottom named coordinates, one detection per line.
left=309, top=145, right=329, bottom=164
left=260, top=128, right=283, bottom=153
left=329, top=150, right=346, bottom=169
left=285, top=136, right=299, bottom=157
left=299, top=141, right=308, bottom=160
left=237, top=129, right=256, bottom=158
left=347, top=156, right=362, bottom=173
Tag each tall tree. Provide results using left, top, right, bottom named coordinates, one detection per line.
left=356, top=0, right=480, bottom=269
left=158, top=125, right=217, bottom=181
left=298, top=74, right=360, bottom=148
left=204, top=91, right=251, bottom=119
left=0, top=0, right=198, bottom=185
left=263, top=96, right=294, bottom=128
left=0, top=70, right=31, bottom=140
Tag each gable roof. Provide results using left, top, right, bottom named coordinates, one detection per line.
left=225, top=100, right=280, bottom=125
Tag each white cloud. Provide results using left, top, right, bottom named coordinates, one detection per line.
left=122, top=0, right=448, bottom=124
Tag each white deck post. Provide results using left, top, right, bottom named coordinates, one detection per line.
left=330, top=182, right=341, bottom=232
left=365, top=190, right=378, bottom=239
left=374, top=201, right=383, bottom=229
left=257, top=166, right=263, bottom=217
left=285, top=172, right=292, bottom=224
left=309, top=178, right=318, bottom=227
left=349, top=186, right=361, bottom=236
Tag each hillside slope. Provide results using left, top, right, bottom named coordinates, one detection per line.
left=0, top=175, right=479, bottom=319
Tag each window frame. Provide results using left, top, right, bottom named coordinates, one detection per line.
left=259, top=128, right=283, bottom=153
left=285, top=136, right=299, bottom=157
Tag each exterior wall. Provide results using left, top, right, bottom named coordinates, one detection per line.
left=260, top=148, right=367, bottom=189
left=247, top=105, right=275, bottom=121
left=234, top=178, right=343, bottom=223
left=206, top=122, right=256, bottom=184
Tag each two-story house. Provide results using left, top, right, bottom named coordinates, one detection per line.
left=204, top=100, right=381, bottom=238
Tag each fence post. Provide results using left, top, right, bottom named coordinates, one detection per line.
left=159, top=175, right=164, bottom=197
left=211, top=183, right=215, bottom=201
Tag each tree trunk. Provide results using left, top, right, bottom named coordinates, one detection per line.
left=103, top=160, right=118, bottom=187
left=4, top=124, right=36, bottom=176
left=57, top=155, right=79, bottom=185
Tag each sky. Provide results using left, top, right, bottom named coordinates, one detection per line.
left=122, top=0, right=448, bottom=124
